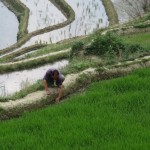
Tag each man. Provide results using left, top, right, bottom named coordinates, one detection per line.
left=43, top=69, right=65, bottom=102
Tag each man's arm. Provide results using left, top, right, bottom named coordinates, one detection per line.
left=56, top=85, right=63, bottom=102
left=43, top=80, right=50, bottom=95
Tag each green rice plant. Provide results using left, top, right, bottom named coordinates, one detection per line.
left=1, top=68, right=150, bottom=149
left=62, top=58, right=102, bottom=75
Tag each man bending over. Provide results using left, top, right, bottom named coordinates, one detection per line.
left=43, top=69, right=65, bottom=102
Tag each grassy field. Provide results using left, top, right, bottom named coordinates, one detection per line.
left=122, top=32, right=150, bottom=50
left=0, top=67, right=150, bottom=149
left=24, top=36, right=91, bottom=59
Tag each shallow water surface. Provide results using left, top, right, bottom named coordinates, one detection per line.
left=0, top=1, right=18, bottom=50
left=13, top=0, right=109, bottom=49
left=21, top=0, right=66, bottom=32
left=0, top=60, right=68, bottom=96
left=0, top=0, right=109, bottom=58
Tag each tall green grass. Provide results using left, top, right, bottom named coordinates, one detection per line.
left=122, top=32, right=150, bottom=50
left=22, top=36, right=91, bottom=60
left=1, top=68, right=150, bottom=149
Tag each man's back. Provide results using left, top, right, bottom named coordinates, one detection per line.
left=43, top=69, right=63, bottom=87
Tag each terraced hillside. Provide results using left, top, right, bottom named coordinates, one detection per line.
left=0, top=0, right=150, bottom=149
left=0, top=0, right=150, bottom=118
left=0, top=0, right=109, bottom=96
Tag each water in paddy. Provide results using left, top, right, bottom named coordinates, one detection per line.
left=13, top=0, right=109, bottom=49
left=21, top=0, right=66, bottom=32
left=0, top=60, right=68, bottom=97
left=0, top=0, right=109, bottom=58
left=0, top=1, right=18, bottom=50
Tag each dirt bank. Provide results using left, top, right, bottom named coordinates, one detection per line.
left=1, top=54, right=150, bottom=120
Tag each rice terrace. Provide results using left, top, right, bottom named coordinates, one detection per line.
left=0, top=0, right=150, bottom=149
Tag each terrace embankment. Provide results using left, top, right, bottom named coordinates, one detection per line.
left=1, top=54, right=150, bottom=120
left=101, top=20, right=150, bottom=36
left=0, top=44, right=47, bottom=63
left=101, top=0, right=119, bottom=25
left=0, top=49, right=70, bottom=74
left=0, top=0, right=149, bottom=120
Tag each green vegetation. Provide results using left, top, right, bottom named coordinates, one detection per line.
left=0, top=56, right=101, bottom=102
left=69, top=41, right=84, bottom=59
left=133, top=23, right=150, bottom=29
left=62, top=58, right=102, bottom=75
left=0, top=44, right=47, bottom=63
left=0, top=30, right=149, bottom=100
left=0, top=31, right=149, bottom=100
left=1, top=31, right=148, bottom=73
left=1, top=68, right=150, bottom=149
left=1, top=2, right=150, bottom=149
left=15, top=36, right=91, bottom=60
left=0, top=36, right=92, bottom=74
left=122, top=32, right=150, bottom=50
left=24, top=44, right=71, bottom=60
left=0, top=52, right=68, bottom=74
left=85, top=33, right=124, bottom=56
left=85, top=33, right=145, bottom=60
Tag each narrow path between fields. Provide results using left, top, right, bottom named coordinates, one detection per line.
left=0, top=49, right=70, bottom=66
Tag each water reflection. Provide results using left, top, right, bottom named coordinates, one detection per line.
left=13, top=0, right=109, bottom=49
left=0, top=60, right=68, bottom=96
left=0, top=1, right=18, bottom=50
left=21, top=0, right=66, bottom=32
left=0, top=0, right=109, bottom=57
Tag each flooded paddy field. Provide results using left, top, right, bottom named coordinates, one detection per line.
left=0, top=60, right=68, bottom=96
left=21, top=0, right=66, bottom=32
left=0, top=0, right=108, bottom=96
left=10, top=0, right=109, bottom=50
left=0, top=1, right=18, bottom=50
